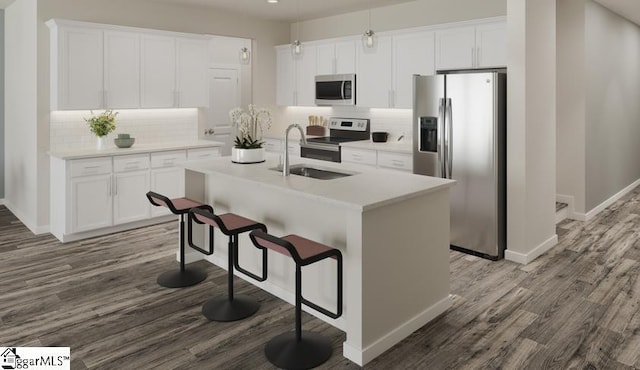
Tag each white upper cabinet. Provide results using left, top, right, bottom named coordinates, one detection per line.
left=104, top=31, right=140, bottom=109
left=393, top=31, right=435, bottom=109
left=296, top=44, right=317, bottom=106
left=141, top=34, right=176, bottom=108
left=176, top=37, right=209, bottom=107
left=435, top=26, right=476, bottom=71
left=436, top=21, right=507, bottom=71
left=276, top=46, right=296, bottom=106
left=48, top=19, right=210, bottom=111
left=357, top=35, right=393, bottom=108
left=475, top=22, right=507, bottom=69
left=276, top=44, right=317, bottom=107
left=316, top=40, right=356, bottom=75
left=50, top=24, right=104, bottom=110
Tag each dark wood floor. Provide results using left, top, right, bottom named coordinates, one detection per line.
left=2, top=187, right=640, bottom=369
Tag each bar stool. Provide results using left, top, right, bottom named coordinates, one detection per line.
left=189, top=207, right=267, bottom=322
left=145, top=191, right=214, bottom=288
left=249, top=230, right=343, bottom=370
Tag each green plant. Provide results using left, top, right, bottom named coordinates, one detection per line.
left=229, top=104, right=272, bottom=149
left=85, top=110, right=118, bottom=137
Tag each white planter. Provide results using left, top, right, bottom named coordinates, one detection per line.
left=231, top=147, right=265, bottom=164
left=96, top=136, right=108, bottom=150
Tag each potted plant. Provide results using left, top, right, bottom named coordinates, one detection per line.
left=85, top=110, right=118, bottom=150
left=229, top=104, right=272, bottom=163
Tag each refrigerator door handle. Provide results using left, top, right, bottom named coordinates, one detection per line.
left=438, top=98, right=446, bottom=178
left=446, top=98, right=453, bottom=179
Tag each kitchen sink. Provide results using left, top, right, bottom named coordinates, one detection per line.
left=270, top=164, right=357, bottom=180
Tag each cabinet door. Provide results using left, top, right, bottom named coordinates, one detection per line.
left=476, top=22, right=507, bottom=68
left=150, top=167, right=185, bottom=217
left=70, top=174, right=112, bottom=233
left=316, top=43, right=336, bottom=75
left=357, top=36, right=393, bottom=108
left=335, top=40, right=356, bottom=74
left=176, top=38, right=209, bottom=107
left=113, top=171, right=151, bottom=225
left=141, top=34, right=176, bottom=108
left=104, top=31, right=140, bottom=109
left=435, top=27, right=475, bottom=71
left=296, top=44, right=317, bottom=106
left=276, top=46, right=296, bottom=106
left=58, top=26, right=104, bottom=110
left=393, top=31, right=435, bottom=109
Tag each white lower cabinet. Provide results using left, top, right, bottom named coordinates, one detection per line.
left=342, top=148, right=377, bottom=167
left=71, top=174, right=113, bottom=233
left=51, top=145, right=221, bottom=242
left=113, top=170, right=151, bottom=225
left=377, top=151, right=412, bottom=172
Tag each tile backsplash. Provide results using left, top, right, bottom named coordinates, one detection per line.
left=269, top=106, right=413, bottom=143
left=50, top=108, right=199, bottom=152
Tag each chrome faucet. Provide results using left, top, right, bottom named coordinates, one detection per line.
left=283, top=124, right=307, bottom=176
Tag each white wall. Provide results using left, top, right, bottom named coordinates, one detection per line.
left=5, top=0, right=39, bottom=230
left=556, top=0, right=587, bottom=214
left=555, top=0, right=640, bottom=219
left=585, top=1, right=640, bottom=211
left=3, top=0, right=289, bottom=231
left=0, top=9, right=4, bottom=199
left=505, top=0, right=558, bottom=264
left=291, top=0, right=507, bottom=42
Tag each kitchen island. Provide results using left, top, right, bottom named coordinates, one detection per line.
left=183, top=156, right=455, bottom=366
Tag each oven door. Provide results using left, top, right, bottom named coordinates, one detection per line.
left=300, top=144, right=341, bottom=162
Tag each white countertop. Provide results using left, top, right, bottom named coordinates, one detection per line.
left=183, top=155, right=454, bottom=211
left=340, top=140, right=412, bottom=154
left=48, top=140, right=224, bottom=160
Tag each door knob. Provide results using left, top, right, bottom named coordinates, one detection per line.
left=204, top=129, right=215, bottom=135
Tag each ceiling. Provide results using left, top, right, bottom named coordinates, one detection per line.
left=145, top=0, right=417, bottom=22
left=593, top=0, right=640, bottom=25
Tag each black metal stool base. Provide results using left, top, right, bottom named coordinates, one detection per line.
left=265, top=331, right=332, bottom=370
left=157, top=268, right=207, bottom=288
left=202, top=295, right=259, bottom=322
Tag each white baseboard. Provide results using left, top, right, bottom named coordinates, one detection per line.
left=0, top=199, right=4, bottom=205
left=3, top=200, right=49, bottom=235
left=343, top=295, right=452, bottom=366
left=505, top=234, right=558, bottom=265
left=556, top=194, right=575, bottom=222
left=577, top=178, right=640, bottom=222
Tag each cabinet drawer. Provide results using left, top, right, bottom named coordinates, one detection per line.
left=113, top=154, right=150, bottom=173
left=342, top=148, right=376, bottom=165
left=378, top=151, right=413, bottom=172
left=70, top=157, right=112, bottom=177
left=151, top=150, right=187, bottom=168
left=187, top=147, right=221, bottom=160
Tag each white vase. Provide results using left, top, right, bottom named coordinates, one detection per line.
left=96, top=136, right=108, bottom=150
left=231, top=147, right=265, bottom=164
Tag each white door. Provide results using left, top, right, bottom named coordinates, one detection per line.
left=141, top=34, right=176, bottom=108
left=176, top=38, right=209, bottom=107
left=357, top=35, right=393, bottom=108
left=393, top=31, right=435, bottom=109
left=71, top=174, right=112, bottom=233
left=59, top=26, right=104, bottom=110
left=276, top=46, right=296, bottom=106
left=316, top=43, right=336, bottom=75
left=335, top=40, right=356, bottom=74
left=476, top=22, right=507, bottom=68
left=296, top=44, right=317, bottom=106
left=435, top=27, right=476, bottom=71
left=113, top=171, right=151, bottom=225
left=104, top=30, right=140, bottom=109
left=206, top=68, right=240, bottom=155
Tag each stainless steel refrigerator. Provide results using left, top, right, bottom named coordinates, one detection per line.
left=413, top=71, right=506, bottom=259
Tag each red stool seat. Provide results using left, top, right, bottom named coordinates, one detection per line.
left=192, top=211, right=264, bottom=235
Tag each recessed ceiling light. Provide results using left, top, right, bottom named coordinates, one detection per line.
left=267, top=0, right=279, bottom=3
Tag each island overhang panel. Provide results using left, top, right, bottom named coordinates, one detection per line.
left=183, top=157, right=454, bottom=366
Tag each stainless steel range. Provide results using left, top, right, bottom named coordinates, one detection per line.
left=300, top=118, right=370, bottom=162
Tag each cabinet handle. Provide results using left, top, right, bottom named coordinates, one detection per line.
left=104, top=90, right=109, bottom=108
left=83, top=165, right=101, bottom=170
left=476, top=46, right=481, bottom=67
left=113, top=177, right=117, bottom=196
left=471, top=47, right=475, bottom=67
left=108, top=177, right=112, bottom=197
left=391, top=160, right=404, bottom=167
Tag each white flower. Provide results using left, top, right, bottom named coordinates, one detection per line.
left=228, top=105, right=273, bottom=149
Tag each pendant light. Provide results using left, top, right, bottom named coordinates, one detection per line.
left=239, top=45, right=251, bottom=65
left=362, top=8, right=376, bottom=49
left=291, top=0, right=303, bottom=56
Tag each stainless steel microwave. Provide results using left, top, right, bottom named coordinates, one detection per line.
left=315, top=74, right=356, bottom=106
